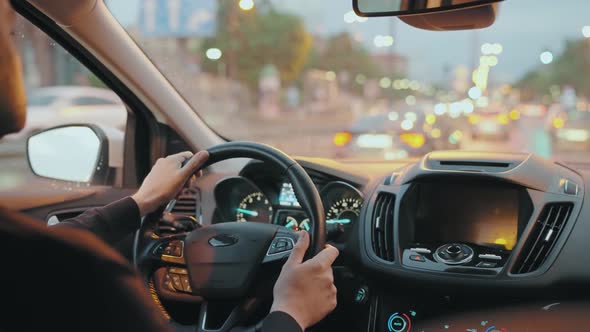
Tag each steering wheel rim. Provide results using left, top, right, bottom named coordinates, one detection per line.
left=134, top=141, right=326, bottom=331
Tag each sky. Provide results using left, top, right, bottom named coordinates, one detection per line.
left=106, top=0, right=590, bottom=84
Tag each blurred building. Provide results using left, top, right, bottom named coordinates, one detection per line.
left=371, top=53, right=408, bottom=76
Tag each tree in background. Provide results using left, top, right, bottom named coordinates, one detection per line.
left=518, top=39, right=590, bottom=102
left=201, top=1, right=312, bottom=89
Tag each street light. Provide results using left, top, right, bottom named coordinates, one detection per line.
left=206, top=48, right=222, bottom=60
left=540, top=51, right=554, bottom=64
left=239, top=0, right=255, bottom=11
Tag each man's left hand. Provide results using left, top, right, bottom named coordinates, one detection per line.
left=131, top=151, right=209, bottom=216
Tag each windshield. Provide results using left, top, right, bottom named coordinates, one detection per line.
left=107, top=0, right=590, bottom=162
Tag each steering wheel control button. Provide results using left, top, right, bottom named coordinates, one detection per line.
left=267, top=237, right=295, bottom=256
left=169, top=267, right=188, bottom=274
left=387, top=313, right=411, bottom=332
left=170, top=274, right=183, bottom=291
left=435, top=243, right=474, bottom=265
left=409, top=254, right=425, bottom=262
left=476, top=261, right=497, bottom=268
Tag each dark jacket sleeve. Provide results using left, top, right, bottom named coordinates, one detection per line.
left=53, top=196, right=141, bottom=246
left=262, top=311, right=302, bottom=332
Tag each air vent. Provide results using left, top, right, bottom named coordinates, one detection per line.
left=512, top=202, right=574, bottom=274
left=371, top=192, right=396, bottom=262
left=156, top=188, right=199, bottom=236
left=438, top=160, right=511, bottom=168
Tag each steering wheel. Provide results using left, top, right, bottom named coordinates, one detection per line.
left=135, top=141, right=326, bottom=331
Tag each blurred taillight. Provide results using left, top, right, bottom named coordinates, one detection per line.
left=400, top=133, right=425, bottom=149
left=333, top=132, right=352, bottom=147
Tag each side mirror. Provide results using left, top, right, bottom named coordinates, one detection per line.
left=27, top=125, right=110, bottom=184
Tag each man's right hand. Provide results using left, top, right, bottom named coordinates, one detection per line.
left=270, top=231, right=339, bottom=330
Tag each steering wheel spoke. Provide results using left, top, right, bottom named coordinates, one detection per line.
left=197, top=299, right=260, bottom=332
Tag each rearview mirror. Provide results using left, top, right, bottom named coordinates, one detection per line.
left=354, top=0, right=503, bottom=17
left=27, top=125, right=109, bottom=183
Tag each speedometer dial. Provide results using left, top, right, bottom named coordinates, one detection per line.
left=326, top=197, right=362, bottom=225
left=236, top=192, right=273, bottom=223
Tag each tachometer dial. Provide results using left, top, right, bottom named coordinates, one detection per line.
left=326, top=197, right=362, bottom=225
left=236, top=192, right=273, bottom=223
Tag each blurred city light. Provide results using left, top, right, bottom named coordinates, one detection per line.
left=355, top=74, right=366, bottom=85
left=509, top=109, right=521, bottom=120
left=239, top=0, right=255, bottom=11
left=333, top=132, right=352, bottom=147
left=374, top=35, right=394, bottom=48
left=553, top=117, right=565, bottom=129
left=481, top=43, right=502, bottom=55
left=357, top=134, right=392, bottom=148
left=409, top=80, right=421, bottom=91
left=480, top=55, right=498, bottom=67
left=540, top=51, right=554, bottom=64
left=434, top=103, right=447, bottom=115
left=205, top=48, right=222, bottom=60
left=400, top=79, right=410, bottom=89
left=400, top=133, right=426, bottom=149
left=426, top=114, right=436, bottom=125
left=404, top=112, right=418, bottom=122
left=379, top=77, right=392, bottom=88
left=430, top=128, right=442, bottom=139
left=468, top=86, right=482, bottom=99
left=476, top=96, right=489, bottom=107
left=388, top=111, right=399, bottom=121
left=325, top=71, right=336, bottom=81
left=405, top=95, right=417, bottom=105
left=462, top=99, right=475, bottom=114
left=401, top=119, right=414, bottom=130
left=583, top=26, right=590, bottom=38
left=449, top=130, right=463, bottom=144
left=344, top=10, right=368, bottom=23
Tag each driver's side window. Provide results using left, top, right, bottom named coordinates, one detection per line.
left=0, top=15, right=127, bottom=194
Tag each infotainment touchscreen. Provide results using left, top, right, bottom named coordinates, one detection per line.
left=413, top=182, right=519, bottom=250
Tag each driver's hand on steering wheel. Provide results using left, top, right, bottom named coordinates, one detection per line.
left=132, top=151, right=209, bottom=216
left=270, top=231, right=339, bottom=331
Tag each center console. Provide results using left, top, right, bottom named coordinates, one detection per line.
left=398, top=178, right=533, bottom=275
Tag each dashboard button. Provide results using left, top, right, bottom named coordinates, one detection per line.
left=387, top=313, right=411, bottom=332
left=180, top=275, right=191, bottom=293
left=354, top=286, right=369, bottom=304
left=563, top=179, right=579, bottom=195
left=476, top=261, right=497, bottom=268
left=478, top=254, right=502, bottom=261
left=409, top=254, right=425, bottom=262
left=410, top=247, right=431, bottom=254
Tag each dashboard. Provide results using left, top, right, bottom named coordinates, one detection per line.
left=213, top=162, right=364, bottom=243
left=160, top=149, right=590, bottom=331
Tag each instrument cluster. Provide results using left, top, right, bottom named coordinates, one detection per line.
left=214, top=176, right=363, bottom=241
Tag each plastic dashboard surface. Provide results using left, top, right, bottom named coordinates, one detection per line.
left=356, top=151, right=590, bottom=289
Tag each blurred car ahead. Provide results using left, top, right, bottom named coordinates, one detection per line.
left=469, top=110, right=511, bottom=141
left=333, top=112, right=433, bottom=160
left=3, top=86, right=126, bottom=141
left=550, top=110, right=590, bottom=151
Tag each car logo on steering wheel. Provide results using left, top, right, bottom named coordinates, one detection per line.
left=208, top=234, right=239, bottom=247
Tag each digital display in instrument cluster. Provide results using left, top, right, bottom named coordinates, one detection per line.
left=279, top=183, right=300, bottom=207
